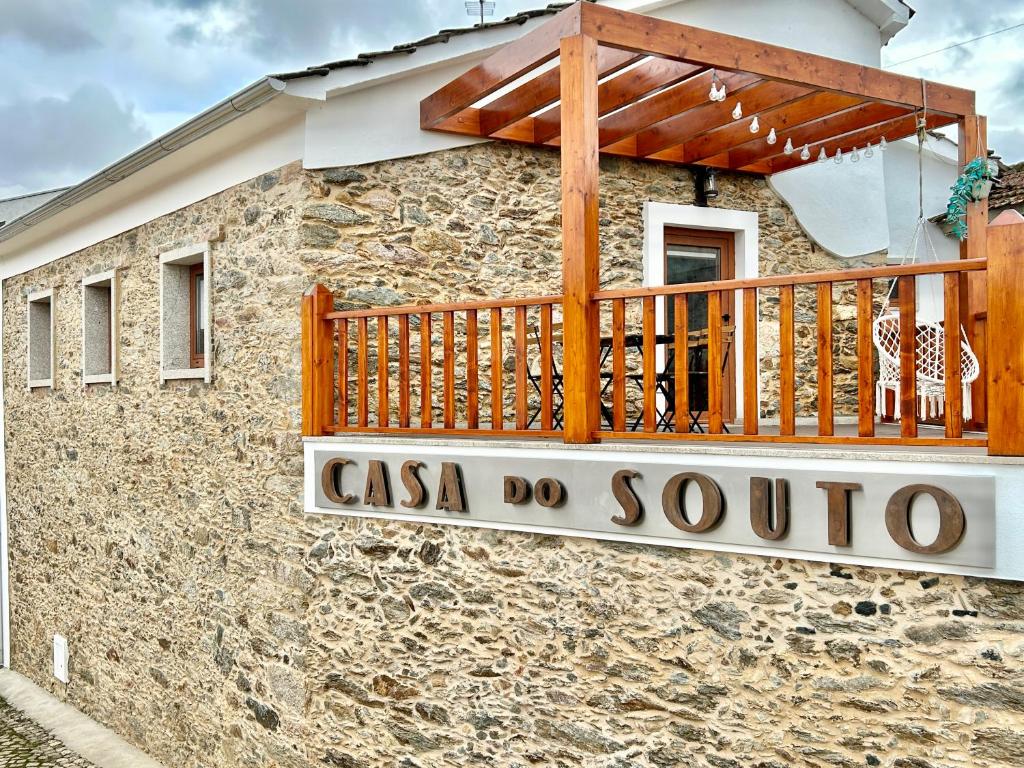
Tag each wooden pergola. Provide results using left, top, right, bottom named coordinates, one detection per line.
left=419, top=2, right=988, bottom=444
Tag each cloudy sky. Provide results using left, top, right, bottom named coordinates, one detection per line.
left=1, top=0, right=1022, bottom=198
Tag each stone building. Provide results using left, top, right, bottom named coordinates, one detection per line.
left=1, top=2, right=1023, bottom=767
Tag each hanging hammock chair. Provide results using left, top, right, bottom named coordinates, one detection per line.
left=872, top=121, right=980, bottom=423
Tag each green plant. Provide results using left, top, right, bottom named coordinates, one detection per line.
left=946, top=157, right=994, bottom=241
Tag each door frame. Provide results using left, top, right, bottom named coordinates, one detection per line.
left=664, top=226, right=737, bottom=422
left=642, top=202, right=759, bottom=424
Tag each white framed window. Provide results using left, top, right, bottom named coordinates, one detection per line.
left=81, top=270, right=119, bottom=386
left=27, top=288, right=56, bottom=389
left=159, top=242, right=211, bottom=383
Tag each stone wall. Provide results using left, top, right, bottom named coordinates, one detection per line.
left=3, top=141, right=1021, bottom=768
left=3, top=161, right=316, bottom=768
left=302, top=143, right=882, bottom=423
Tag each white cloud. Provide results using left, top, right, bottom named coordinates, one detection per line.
left=0, top=84, right=151, bottom=194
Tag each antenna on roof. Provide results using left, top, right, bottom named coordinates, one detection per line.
left=465, top=0, right=495, bottom=26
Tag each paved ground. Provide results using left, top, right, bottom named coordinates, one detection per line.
left=0, top=696, right=95, bottom=768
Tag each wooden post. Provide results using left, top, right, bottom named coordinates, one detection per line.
left=301, top=284, right=334, bottom=436
left=959, top=116, right=988, bottom=428
left=986, top=210, right=1024, bottom=456
left=560, top=33, right=601, bottom=444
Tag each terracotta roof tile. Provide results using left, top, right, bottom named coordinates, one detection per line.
left=989, top=165, right=1024, bottom=209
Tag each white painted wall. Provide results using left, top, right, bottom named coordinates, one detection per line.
left=884, top=136, right=960, bottom=321
left=770, top=152, right=890, bottom=258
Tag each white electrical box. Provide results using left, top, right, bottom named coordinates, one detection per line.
left=53, top=634, right=69, bottom=684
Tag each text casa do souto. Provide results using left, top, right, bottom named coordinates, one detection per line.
left=321, top=456, right=968, bottom=556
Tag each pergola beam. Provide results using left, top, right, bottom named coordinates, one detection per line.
left=420, top=3, right=581, bottom=129
left=597, top=70, right=757, bottom=148
left=534, top=57, right=704, bottom=144
left=727, top=101, right=911, bottom=168
left=638, top=80, right=810, bottom=158
left=578, top=2, right=974, bottom=116
left=479, top=47, right=640, bottom=137
left=678, top=91, right=864, bottom=165
left=766, top=112, right=956, bottom=173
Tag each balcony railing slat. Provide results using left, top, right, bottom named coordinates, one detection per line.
left=338, top=318, right=349, bottom=428
left=898, top=275, right=918, bottom=438
left=540, top=304, right=554, bottom=431
left=856, top=278, right=875, bottom=437
left=673, top=295, right=688, bottom=434
left=466, top=309, right=479, bottom=430
left=378, top=315, right=389, bottom=428
left=642, top=296, right=656, bottom=432
left=742, top=288, right=757, bottom=435
left=398, top=315, right=410, bottom=429
left=708, top=290, right=723, bottom=435
left=357, top=317, right=369, bottom=428
left=420, top=313, right=432, bottom=429
left=490, top=308, right=503, bottom=430
left=943, top=273, right=963, bottom=438
left=779, top=285, right=796, bottom=436
left=817, top=282, right=834, bottom=436
left=612, top=298, right=626, bottom=432
left=515, top=305, right=528, bottom=430
left=443, top=311, right=456, bottom=429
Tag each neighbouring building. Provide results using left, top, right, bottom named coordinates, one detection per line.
left=1, top=2, right=1023, bottom=767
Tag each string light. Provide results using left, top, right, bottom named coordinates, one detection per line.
left=865, top=142, right=875, bottom=158
left=749, top=116, right=760, bottom=133
left=851, top=146, right=861, bottom=163
left=732, top=102, right=743, bottom=119
left=767, top=127, right=777, bottom=145
left=880, top=136, right=888, bottom=151
left=834, top=148, right=844, bottom=164
left=784, top=138, right=794, bottom=155
left=817, top=148, right=828, bottom=163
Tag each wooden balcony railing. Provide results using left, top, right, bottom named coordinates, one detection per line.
left=590, top=258, right=988, bottom=448
left=304, top=214, right=1024, bottom=455
left=302, top=294, right=565, bottom=438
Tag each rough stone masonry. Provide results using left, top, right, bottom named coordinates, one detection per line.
left=2, top=142, right=1022, bottom=767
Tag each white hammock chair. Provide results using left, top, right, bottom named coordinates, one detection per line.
left=872, top=191, right=980, bottom=422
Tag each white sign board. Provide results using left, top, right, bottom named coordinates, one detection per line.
left=305, top=441, right=1001, bottom=577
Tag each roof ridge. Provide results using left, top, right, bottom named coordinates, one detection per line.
left=270, top=2, right=580, bottom=81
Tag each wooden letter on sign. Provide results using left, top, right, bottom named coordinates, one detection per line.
left=363, top=460, right=392, bottom=507
left=436, top=462, right=467, bottom=513
left=816, top=481, right=862, bottom=546
left=534, top=478, right=565, bottom=508
left=610, top=469, right=642, bottom=526
left=504, top=476, right=531, bottom=504
left=885, top=484, right=965, bottom=555
left=400, top=460, right=427, bottom=509
left=321, top=458, right=355, bottom=504
left=662, top=473, right=723, bottom=533
left=750, top=477, right=788, bottom=541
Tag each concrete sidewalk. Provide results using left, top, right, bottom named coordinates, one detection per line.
left=0, top=670, right=163, bottom=768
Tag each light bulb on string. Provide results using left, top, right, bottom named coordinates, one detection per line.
left=880, top=136, right=888, bottom=151
left=851, top=147, right=860, bottom=163
left=799, top=144, right=810, bottom=161
left=817, top=147, right=827, bottom=163
left=732, top=102, right=743, bottom=119
left=767, top=127, right=777, bottom=145
left=784, top=138, right=794, bottom=155
left=865, top=142, right=874, bottom=159
left=749, top=116, right=760, bottom=133
left=834, top=148, right=844, bottom=164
